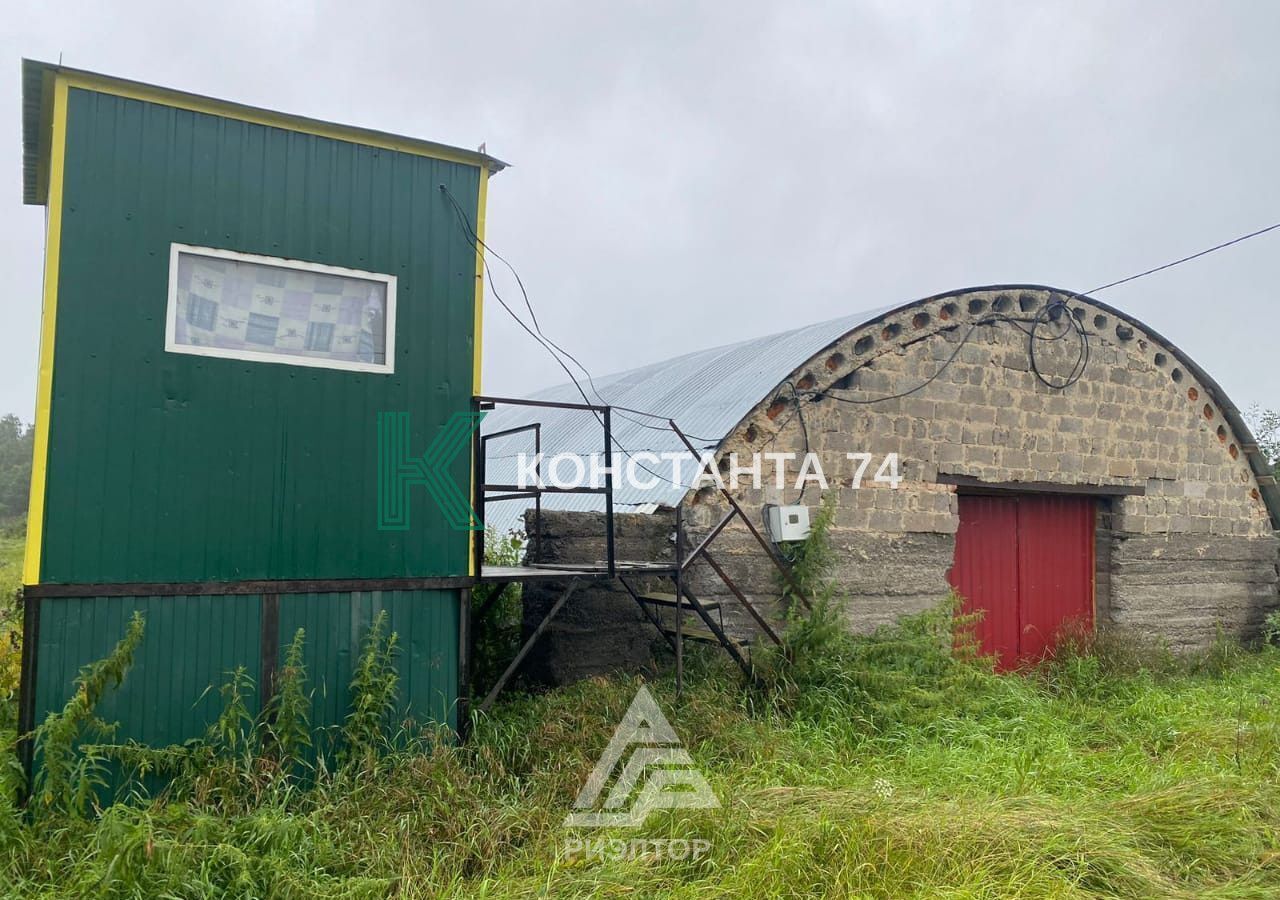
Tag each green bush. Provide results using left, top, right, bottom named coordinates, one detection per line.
left=0, top=416, right=33, bottom=523
left=1264, top=610, right=1280, bottom=647
left=470, top=527, right=525, bottom=696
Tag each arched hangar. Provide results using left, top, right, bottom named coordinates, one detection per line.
left=482, top=285, right=1279, bottom=673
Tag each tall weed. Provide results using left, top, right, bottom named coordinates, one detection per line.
left=30, top=611, right=144, bottom=818
left=339, top=610, right=400, bottom=767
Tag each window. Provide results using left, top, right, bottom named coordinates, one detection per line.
left=165, top=244, right=397, bottom=374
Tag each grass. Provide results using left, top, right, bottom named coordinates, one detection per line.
left=0, top=518, right=22, bottom=741
left=0, top=503, right=1276, bottom=897
left=0, top=519, right=21, bottom=605
left=0, top=599, right=1278, bottom=898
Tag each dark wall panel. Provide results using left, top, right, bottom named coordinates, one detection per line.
left=30, top=588, right=460, bottom=762
left=34, top=594, right=262, bottom=749
left=278, top=589, right=460, bottom=737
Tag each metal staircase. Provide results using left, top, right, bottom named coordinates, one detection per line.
left=611, top=416, right=818, bottom=692
left=470, top=398, right=810, bottom=711
left=618, top=568, right=753, bottom=677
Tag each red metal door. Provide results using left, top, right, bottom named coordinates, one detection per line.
left=951, top=495, right=1021, bottom=669
left=1015, top=495, right=1095, bottom=664
left=949, top=493, right=1095, bottom=670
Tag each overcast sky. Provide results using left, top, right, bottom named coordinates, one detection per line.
left=3, top=2, right=1277, bottom=422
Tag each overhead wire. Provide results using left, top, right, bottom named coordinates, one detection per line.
left=788, top=217, right=1280, bottom=414
left=445, top=186, right=1279, bottom=506
left=441, top=186, right=707, bottom=492
left=765, top=218, right=1280, bottom=497
left=440, top=187, right=720, bottom=441
left=1084, top=221, right=1280, bottom=294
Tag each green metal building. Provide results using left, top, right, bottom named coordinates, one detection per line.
left=18, top=61, right=503, bottom=761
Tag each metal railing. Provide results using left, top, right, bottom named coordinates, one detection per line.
left=468, top=400, right=812, bottom=708
left=473, top=395, right=617, bottom=577
left=665, top=418, right=811, bottom=613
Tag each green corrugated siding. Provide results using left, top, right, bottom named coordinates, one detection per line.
left=32, top=589, right=460, bottom=756
left=279, top=590, right=460, bottom=736
left=34, top=595, right=263, bottom=748
left=40, top=86, right=480, bottom=584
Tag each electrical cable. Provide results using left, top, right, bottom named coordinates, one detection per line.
left=441, top=186, right=698, bottom=492
left=766, top=300, right=1088, bottom=507
left=445, top=182, right=1277, bottom=507
left=440, top=188, right=594, bottom=408
left=767, top=218, right=1280, bottom=420
left=780, top=380, right=813, bottom=504
left=1084, top=221, right=1280, bottom=294
left=799, top=301, right=1088, bottom=412
left=440, top=187, right=721, bottom=445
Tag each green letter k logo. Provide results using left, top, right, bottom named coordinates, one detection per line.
left=377, top=411, right=485, bottom=532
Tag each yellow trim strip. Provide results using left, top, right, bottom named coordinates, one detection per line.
left=473, top=168, right=489, bottom=393
left=58, top=71, right=496, bottom=171
left=469, top=167, right=490, bottom=577
left=23, top=77, right=69, bottom=586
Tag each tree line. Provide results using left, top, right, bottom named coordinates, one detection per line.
left=0, top=416, right=33, bottom=521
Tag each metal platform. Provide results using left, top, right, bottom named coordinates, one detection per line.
left=468, top=395, right=807, bottom=719
left=479, top=561, right=678, bottom=582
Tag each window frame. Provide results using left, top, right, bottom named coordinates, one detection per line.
left=164, top=242, right=398, bottom=374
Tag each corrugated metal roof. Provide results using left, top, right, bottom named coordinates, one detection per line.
left=480, top=305, right=893, bottom=532
left=21, top=59, right=508, bottom=205
left=481, top=286, right=1280, bottom=534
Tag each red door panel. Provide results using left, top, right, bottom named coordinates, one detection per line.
left=950, top=495, right=1020, bottom=670
left=949, top=493, right=1095, bottom=671
left=1015, top=495, right=1095, bottom=664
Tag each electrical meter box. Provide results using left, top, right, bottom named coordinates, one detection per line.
left=766, top=504, right=811, bottom=542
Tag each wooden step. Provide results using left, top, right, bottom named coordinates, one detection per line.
left=637, top=592, right=721, bottom=611
left=658, top=625, right=744, bottom=648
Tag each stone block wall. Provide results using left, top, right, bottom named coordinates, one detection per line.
left=518, top=510, right=674, bottom=685
left=684, top=288, right=1277, bottom=648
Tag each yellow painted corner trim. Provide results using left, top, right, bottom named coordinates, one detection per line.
left=468, top=168, right=489, bottom=577
left=473, top=168, right=489, bottom=393
left=58, top=71, right=496, bottom=171
left=23, top=77, right=69, bottom=586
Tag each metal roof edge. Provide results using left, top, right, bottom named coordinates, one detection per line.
left=21, top=58, right=508, bottom=205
